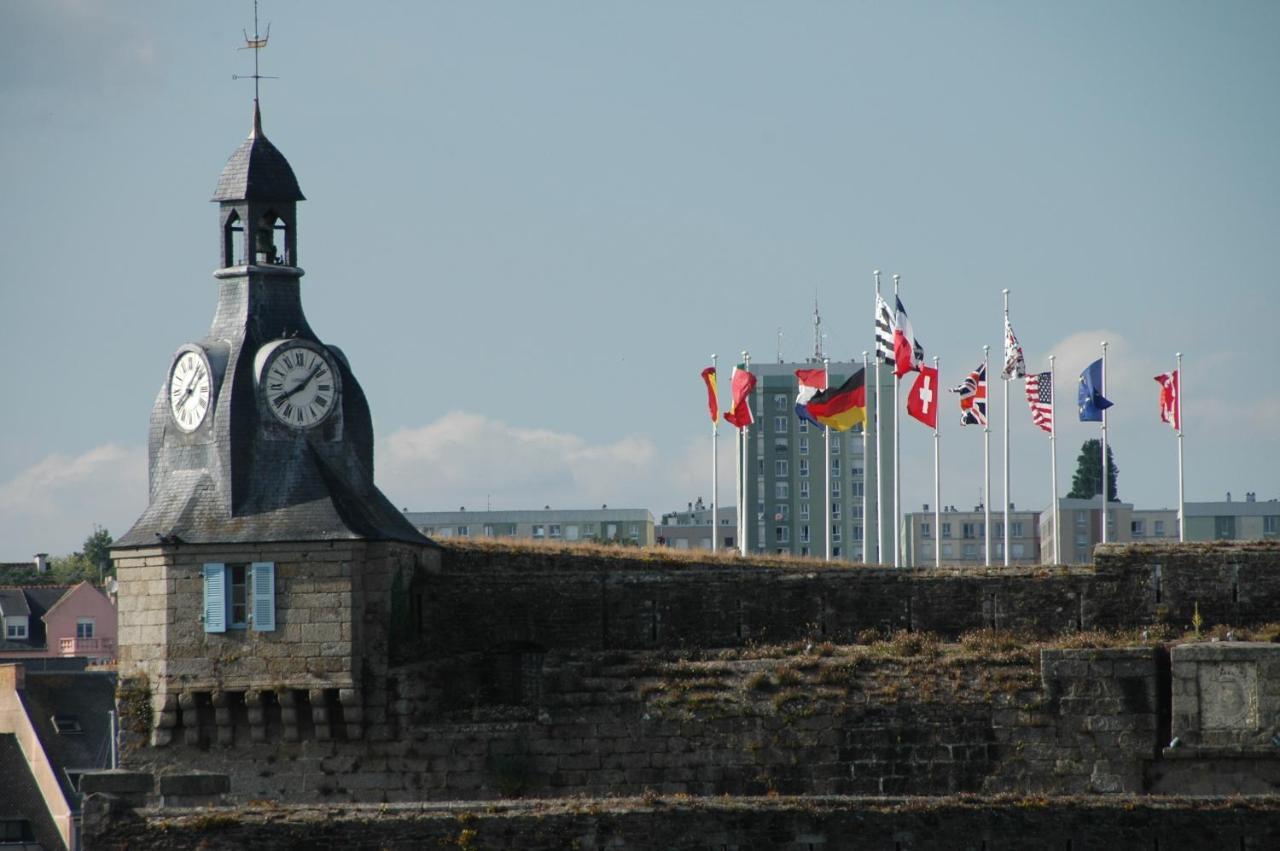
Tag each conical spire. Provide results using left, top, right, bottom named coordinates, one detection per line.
left=251, top=98, right=263, bottom=139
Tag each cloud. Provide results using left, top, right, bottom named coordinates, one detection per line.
left=379, top=412, right=667, bottom=512
left=0, top=444, right=147, bottom=557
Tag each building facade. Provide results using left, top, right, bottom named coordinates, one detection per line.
left=405, top=508, right=655, bottom=546
left=904, top=505, right=1041, bottom=566
left=740, top=360, right=894, bottom=562
left=1185, top=495, right=1280, bottom=542
left=0, top=582, right=117, bottom=663
left=656, top=501, right=736, bottom=551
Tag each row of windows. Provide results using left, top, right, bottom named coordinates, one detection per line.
left=920, top=542, right=1027, bottom=559
left=780, top=524, right=864, bottom=545
left=921, top=521, right=1024, bottom=539
left=2, top=617, right=95, bottom=640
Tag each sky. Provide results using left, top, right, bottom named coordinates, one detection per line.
left=1, top=1, right=1277, bottom=557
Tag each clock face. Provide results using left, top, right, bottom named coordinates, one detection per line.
left=169, top=350, right=212, bottom=432
left=262, top=344, right=338, bottom=429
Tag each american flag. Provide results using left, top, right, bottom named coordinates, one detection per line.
left=950, top=362, right=987, bottom=427
left=1026, top=371, right=1053, bottom=433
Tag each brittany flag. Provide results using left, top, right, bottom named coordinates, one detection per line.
left=1154, top=370, right=1180, bottom=431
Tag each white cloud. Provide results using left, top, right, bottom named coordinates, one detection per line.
left=379, top=412, right=671, bottom=512
left=0, top=444, right=146, bottom=557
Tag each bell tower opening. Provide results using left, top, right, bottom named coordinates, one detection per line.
left=223, top=210, right=245, bottom=268
left=255, top=209, right=289, bottom=265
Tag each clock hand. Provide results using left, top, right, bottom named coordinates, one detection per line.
left=280, top=364, right=324, bottom=402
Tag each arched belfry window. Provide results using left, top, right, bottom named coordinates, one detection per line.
left=256, top=209, right=291, bottom=265
left=223, top=210, right=245, bottom=267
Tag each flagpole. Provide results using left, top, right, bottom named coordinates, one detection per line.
left=710, top=354, right=719, bottom=554
left=1176, top=352, right=1185, bottom=542
left=735, top=407, right=743, bottom=557
left=862, top=350, right=870, bottom=562
left=1049, top=354, right=1060, bottom=564
left=933, top=355, right=941, bottom=569
left=742, top=350, right=752, bottom=557
left=893, top=273, right=902, bottom=568
left=874, top=270, right=884, bottom=564
left=1002, top=289, right=1011, bottom=567
left=824, top=356, right=832, bottom=561
left=983, top=344, right=991, bottom=567
left=1100, top=341, right=1108, bottom=545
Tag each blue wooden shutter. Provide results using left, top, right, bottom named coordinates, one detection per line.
left=203, top=563, right=226, bottom=633
left=251, top=561, right=276, bottom=632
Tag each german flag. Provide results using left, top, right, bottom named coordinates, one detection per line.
left=806, top=368, right=866, bottom=431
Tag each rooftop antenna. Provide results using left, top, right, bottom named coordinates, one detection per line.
left=233, top=0, right=277, bottom=107
left=776, top=327, right=784, bottom=363
left=812, top=297, right=824, bottom=361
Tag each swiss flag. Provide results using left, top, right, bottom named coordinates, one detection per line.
left=906, top=365, right=940, bottom=428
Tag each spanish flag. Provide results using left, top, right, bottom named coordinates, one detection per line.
left=806, top=368, right=866, bottom=431
left=699, top=366, right=719, bottom=423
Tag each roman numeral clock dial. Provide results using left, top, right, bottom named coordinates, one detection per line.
left=258, top=342, right=340, bottom=429
left=168, top=349, right=213, bottom=432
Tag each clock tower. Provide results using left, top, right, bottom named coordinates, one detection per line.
left=111, top=100, right=435, bottom=748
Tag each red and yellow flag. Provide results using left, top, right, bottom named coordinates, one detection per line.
left=699, top=366, right=718, bottom=423
left=723, top=364, right=756, bottom=429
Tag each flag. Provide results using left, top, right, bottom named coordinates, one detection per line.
left=1154, top=371, right=1180, bottom=430
left=1077, top=358, right=1113, bottom=421
left=806, top=368, right=867, bottom=431
left=1026, top=371, right=1053, bottom=433
left=794, top=368, right=827, bottom=429
left=1002, top=317, right=1025, bottom=379
left=906, top=364, right=940, bottom=428
left=723, top=363, right=756, bottom=428
left=874, top=294, right=895, bottom=364
left=950, top=362, right=988, bottom=426
left=699, top=366, right=718, bottom=423
left=893, top=296, right=924, bottom=378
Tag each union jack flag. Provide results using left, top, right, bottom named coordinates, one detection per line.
left=1026, top=371, right=1053, bottom=433
left=950, top=362, right=987, bottom=427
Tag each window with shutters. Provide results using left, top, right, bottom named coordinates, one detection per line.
left=204, top=562, right=275, bottom=634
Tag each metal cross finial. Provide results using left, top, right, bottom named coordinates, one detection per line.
left=233, top=0, right=278, bottom=103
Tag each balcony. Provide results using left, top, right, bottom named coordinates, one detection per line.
left=59, top=637, right=115, bottom=656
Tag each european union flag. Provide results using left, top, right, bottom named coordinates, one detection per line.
left=1077, top=358, right=1114, bottom=421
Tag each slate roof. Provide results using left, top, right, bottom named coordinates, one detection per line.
left=20, top=671, right=117, bottom=813
left=0, top=588, right=31, bottom=617
left=211, top=102, right=305, bottom=203
left=0, top=734, right=64, bottom=850
left=0, top=587, right=73, bottom=651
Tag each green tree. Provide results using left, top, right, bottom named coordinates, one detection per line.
left=48, top=526, right=115, bottom=585
left=1067, top=439, right=1118, bottom=501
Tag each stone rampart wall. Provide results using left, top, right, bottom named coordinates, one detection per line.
left=420, top=541, right=1280, bottom=654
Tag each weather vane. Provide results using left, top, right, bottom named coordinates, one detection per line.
left=232, top=0, right=277, bottom=102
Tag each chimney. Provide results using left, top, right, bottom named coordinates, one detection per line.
left=1247, top=492, right=1256, bottom=503
left=33, top=553, right=48, bottom=573
left=1227, top=492, right=1232, bottom=502
left=0, top=663, right=24, bottom=693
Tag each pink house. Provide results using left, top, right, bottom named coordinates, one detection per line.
left=0, top=582, right=117, bottom=662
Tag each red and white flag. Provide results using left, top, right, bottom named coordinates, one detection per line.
left=906, top=364, right=940, bottom=428
left=1154, top=370, right=1180, bottom=430
left=893, top=296, right=924, bottom=378
left=723, top=363, right=756, bottom=429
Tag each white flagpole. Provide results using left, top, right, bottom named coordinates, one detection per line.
left=893, top=273, right=902, bottom=568
left=983, top=344, right=991, bottom=567
left=1002, top=289, right=1011, bottom=567
left=1100, top=341, right=1109, bottom=545
left=824, top=356, right=832, bottom=561
left=862, top=350, right=870, bottom=562
left=933, top=355, right=941, bottom=569
left=711, top=354, right=718, bottom=554
left=874, top=270, right=884, bottom=564
left=1177, top=352, right=1185, bottom=542
left=735, top=409, right=743, bottom=556
left=1049, top=354, right=1060, bottom=564
left=742, top=350, right=752, bottom=556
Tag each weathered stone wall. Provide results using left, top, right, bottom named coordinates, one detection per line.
left=118, top=646, right=1165, bottom=803
left=419, top=541, right=1280, bottom=655
left=82, top=794, right=1280, bottom=851
left=113, top=540, right=437, bottom=745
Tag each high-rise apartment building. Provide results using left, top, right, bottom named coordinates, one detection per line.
left=739, top=360, right=895, bottom=561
